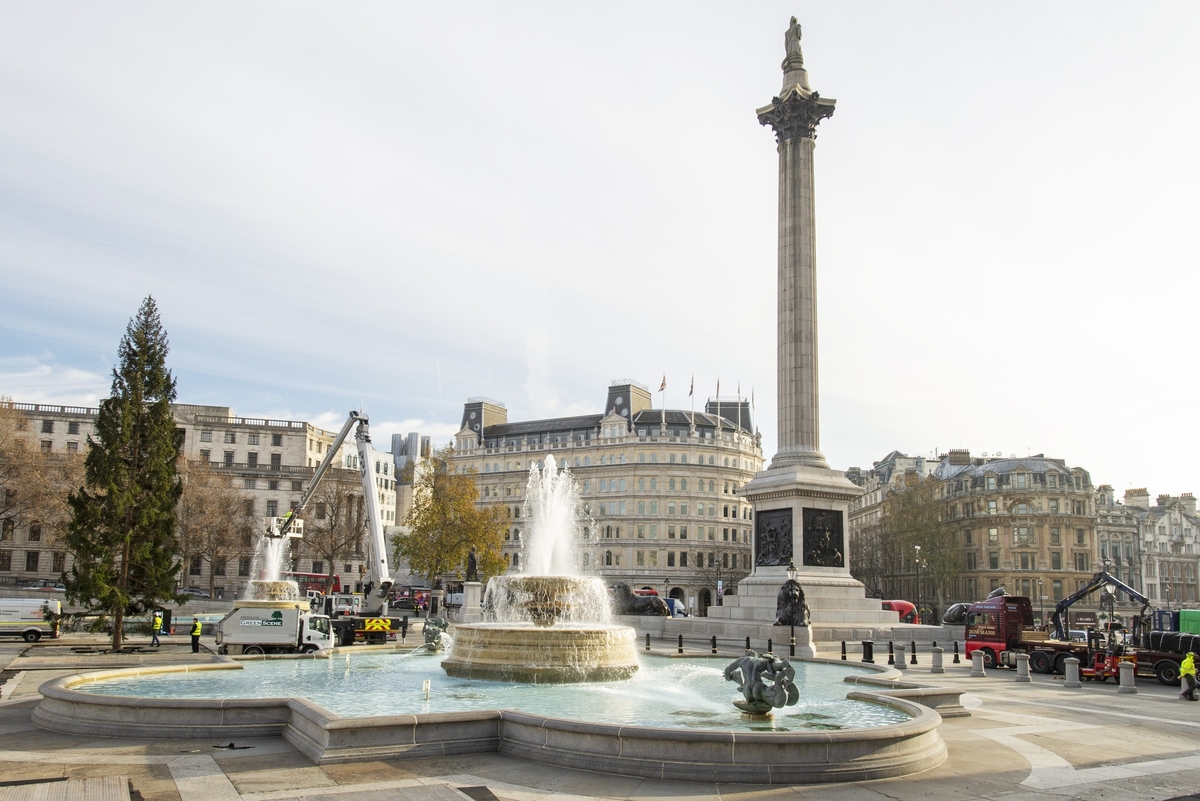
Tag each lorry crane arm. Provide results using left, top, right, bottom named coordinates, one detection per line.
left=267, top=411, right=393, bottom=616
left=269, top=412, right=364, bottom=540
left=1050, top=569, right=1151, bottom=642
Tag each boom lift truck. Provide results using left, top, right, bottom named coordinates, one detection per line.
left=267, top=410, right=401, bottom=646
left=963, top=570, right=1190, bottom=684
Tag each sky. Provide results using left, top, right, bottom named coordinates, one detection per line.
left=1, top=3, right=1197, bottom=497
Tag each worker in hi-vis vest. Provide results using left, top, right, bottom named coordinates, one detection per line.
left=190, top=617, right=202, bottom=653
left=151, top=610, right=163, bottom=647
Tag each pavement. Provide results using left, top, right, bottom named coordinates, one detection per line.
left=2, top=633, right=1200, bottom=801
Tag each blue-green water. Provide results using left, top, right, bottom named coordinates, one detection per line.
left=77, top=652, right=907, bottom=732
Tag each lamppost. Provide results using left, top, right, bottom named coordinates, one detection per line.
left=787, top=558, right=799, bottom=656
left=913, top=545, right=926, bottom=624
left=715, top=563, right=723, bottom=607
left=1037, top=579, right=1044, bottom=629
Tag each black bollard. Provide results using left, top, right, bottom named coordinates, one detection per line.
left=862, top=639, right=875, bottom=664
left=401, top=616, right=409, bottom=644
left=745, top=636, right=752, bottom=654
left=953, top=640, right=961, bottom=664
left=790, top=624, right=796, bottom=657
left=888, top=640, right=895, bottom=665
left=932, top=640, right=938, bottom=649
left=841, top=640, right=847, bottom=661
left=646, top=633, right=651, bottom=652
left=678, top=634, right=684, bottom=655
left=767, top=638, right=773, bottom=654
left=910, top=640, right=918, bottom=665
left=711, top=635, right=717, bottom=655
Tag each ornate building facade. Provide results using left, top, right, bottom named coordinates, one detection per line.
left=2, top=401, right=394, bottom=599
left=451, top=380, right=763, bottom=615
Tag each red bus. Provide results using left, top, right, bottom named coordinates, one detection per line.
left=282, top=572, right=341, bottom=595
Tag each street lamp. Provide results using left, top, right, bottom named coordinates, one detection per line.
left=1037, top=579, right=1044, bottom=629
left=914, top=545, right=925, bottom=624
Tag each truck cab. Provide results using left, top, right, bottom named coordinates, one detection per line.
left=964, top=595, right=1034, bottom=667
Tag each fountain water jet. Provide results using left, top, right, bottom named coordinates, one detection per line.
left=441, top=456, right=639, bottom=683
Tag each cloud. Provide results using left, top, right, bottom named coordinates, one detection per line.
left=0, top=356, right=107, bottom=406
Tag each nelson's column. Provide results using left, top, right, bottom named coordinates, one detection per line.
left=713, top=19, right=898, bottom=654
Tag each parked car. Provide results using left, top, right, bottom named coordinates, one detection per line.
left=23, top=579, right=65, bottom=592
left=177, top=588, right=211, bottom=599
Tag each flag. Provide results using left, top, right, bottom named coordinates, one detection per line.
left=737, top=381, right=741, bottom=399
left=751, top=389, right=755, bottom=410
left=659, top=375, right=666, bottom=392
left=688, top=375, right=694, bottom=397
left=716, top=378, right=720, bottom=397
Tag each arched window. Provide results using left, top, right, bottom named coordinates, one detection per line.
left=650, top=478, right=658, bottom=490
left=709, top=480, right=715, bottom=493
left=484, top=464, right=490, bottom=473
left=582, top=553, right=590, bottom=567
left=584, top=457, right=591, bottom=466
left=638, top=478, right=645, bottom=491
left=638, top=453, right=646, bottom=463
left=650, top=501, right=659, bottom=515
left=605, top=550, right=613, bottom=566
left=505, top=505, right=510, bottom=517
left=681, top=455, right=688, bottom=464
left=560, top=459, right=567, bottom=468
left=574, top=457, right=580, bottom=467
left=638, top=501, right=646, bottom=515
left=669, top=454, right=676, bottom=464
left=513, top=553, right=520, bottom=568
left=681, top=479, right=688, bottom=491
left=709, top=456, right=715, bottom=466
left=651, top=453, right=659, bottom=463
left=514, top=506, right=521, bottom=518
left=513, top=528, right=520, bottom=540
left=669, top=479, right=676, bottom=491
left=619, top=454, right=627, bottom=464
left=724, top=458, right=729, bottom=467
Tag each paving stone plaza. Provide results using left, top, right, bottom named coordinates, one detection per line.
left=3, top=633, right=1200, bottom=801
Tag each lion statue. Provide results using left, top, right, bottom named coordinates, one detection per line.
left=610, top=582, right=670, bottom=616
left=774, top=579, right=810, bottom=627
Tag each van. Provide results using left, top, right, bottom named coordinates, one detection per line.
left=0, top=598, right=60, bottom=642
left=664, top=599, right=689, bottom=618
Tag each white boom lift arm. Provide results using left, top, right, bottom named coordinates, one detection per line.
left=266, top=410, right=393, bottom=616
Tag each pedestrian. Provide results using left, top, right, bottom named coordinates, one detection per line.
left=190, top=617, right=202, bottom=654
left=1180, top=652, right=1197, bottom=701
left=151, top=610, right=163, bottom=647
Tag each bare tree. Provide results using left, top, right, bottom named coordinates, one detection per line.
left=175, top=461, right=255, bottom=596
left=691, top=548, right=751, bottom=609
left=877, top=472, right=958, bottom=618
left=303, top=468, right=364, bottom=594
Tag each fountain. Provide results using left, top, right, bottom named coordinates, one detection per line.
left=440, top=456, right=640, bottom=682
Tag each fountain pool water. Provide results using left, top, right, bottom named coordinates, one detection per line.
left=73, top=650, right=907, bottom=731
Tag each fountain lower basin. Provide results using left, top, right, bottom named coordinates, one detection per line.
left=32, top=653, right=953, bottom=782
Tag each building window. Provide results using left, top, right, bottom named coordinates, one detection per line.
left=1075, top=528, right=1086, bottom=545
left=266, top=500, right=278, bottom=517
left=1015, top=473, right=1027, bottom=489
left=989, top=552, right=999, bottom=569
left=271, top=453, right=282, bottom=470
left=238, top=557, right=251, bottom=577
left=0, top=550, right=9, bottom=571
left=200, top=449, right=211, bottom=462
left=200, top=430, right=213, bottom=442
left=27, top=524, right=41, bottom=543
left=244, top=479, right=256, bottom=489
left=41, top=420, right=54, bottom=434
left=224, top=451, right=234, bottom=466
left=986, top=476, right=996, bottom=490
left=189, top=555, right=202, bottom=575
left=1049, top=499, right=1059, bottom=514
left=52, top=552, right=65, bottom=572
left=40, top=441, right=52, bottom=453
left=1074, top=552, right=1089, bottom=571
left=964, top=530, right=973, bottom=545
left=268, top=480, right=279, bottom=491
left=0, top=521, right=10, bottom=541
left=66, top=441, right=79, bottom=454
left=68, top=421, right=80, bottom=435
left=292, top=481, right=302, bottom=491
left=272, top=434, right=283, bottom=447
left=988, top=527, right=999, bottom=543
left=987, top=500, right=997, bottom=515
left=966, top=552, right=977, bottom=569
left=1051, top=551, right=1062, bottom=570
left=23, top=551, right=38, bottom=572
left=213, top=559, right=226, bottom=576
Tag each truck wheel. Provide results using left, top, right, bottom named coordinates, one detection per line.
left=1053, top=653, right=1069, bottom=675
left=243, top=645, right=264, bottom=656
left=1155, top=660, right=1181, bottom=686
left=22, top=631, right=40, bottom=643
left=1029, top=651, right=1053, bottom=674
left=300, top=644, right=318, bottom=654
left=981, top=648, right=997, bottom=669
